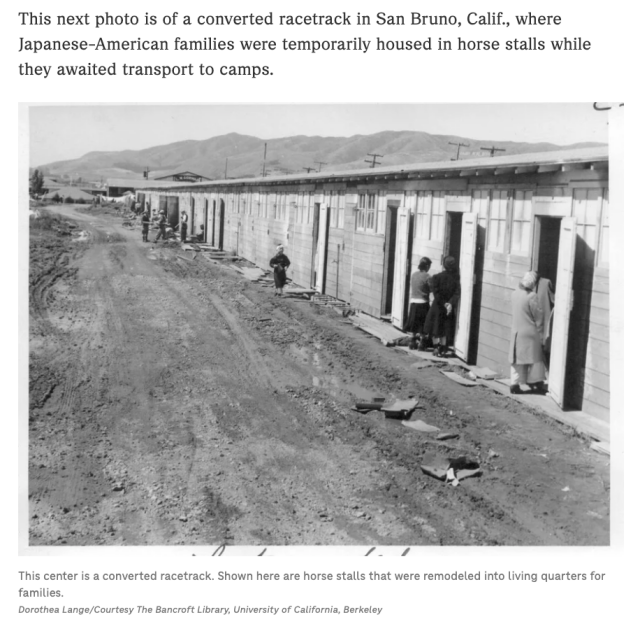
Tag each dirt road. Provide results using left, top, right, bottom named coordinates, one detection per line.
left=28, top=204, right=609, bottom=546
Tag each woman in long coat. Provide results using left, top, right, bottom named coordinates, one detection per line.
left=403, top=257, right=432, bottom=350
left=423, top=255, right=460, bottom=357
left=269, top=245, right=290, bottom=296
left=509, top=271, right=546, bottom=394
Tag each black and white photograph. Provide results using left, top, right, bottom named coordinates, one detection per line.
left=25, top=103, right=617, bottom=549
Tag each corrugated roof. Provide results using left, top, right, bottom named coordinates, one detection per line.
left=141, top=146, right=608, bottom=191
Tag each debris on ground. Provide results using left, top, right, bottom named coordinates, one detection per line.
left=353, top=401, right=385, bottom=414
left=381, top=398, right=419, bottom=419
left=402, top=420, right=440, bottom=433
left=436, top=432, right=460, bottom=441
left=441, top=370, right=479, bottom=387
left=467, top=366, right=500, bottom=380
left=421, top=455, right=481, bottom=486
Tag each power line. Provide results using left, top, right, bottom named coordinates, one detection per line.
left=480, top=145, right=506, bottom=157
left=449, top=142, right=470, bottom=161
left=365, top=153, right=384, bottom=168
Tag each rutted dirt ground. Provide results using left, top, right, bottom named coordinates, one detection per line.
left=28, top=204, right=609, bottom=546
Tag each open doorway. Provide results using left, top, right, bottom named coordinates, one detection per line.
left=444, top=212, right=463, bottom=264
left=219, top=199, right=225, bottom=250
left=534, top=216, right=571, bottom=406
left=203, top=199, right=209, bottom=244
left=381, top=203, right=399, bottom=317
left=535, top=216, right=562, bottom=285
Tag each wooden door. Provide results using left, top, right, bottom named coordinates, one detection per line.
left=310, top=203, right=321, bottom=287
left=548, top=217, right=577, bottom=407
left=219, top=199, right=225, bottom=250
left=454, top=213, right=478, bottom=361
left=381, top=205, right=399, bottom=316
left=315, top=204, right=330, bottom=293
left=391, top=207, right=411, bottom=329
left=167, top=196, right=179, bottom=228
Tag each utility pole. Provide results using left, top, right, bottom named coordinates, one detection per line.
left=302, top=167, right=316, bottom=173
left=314, top=160, right=327, bottom=172
left=449, top=141, right=470, bottom=161
left=262, top=142, right=267, bottom=177
left=365, top=153, right=384, bottom=168
left=224, top=158, right=228, bottom=179
left=480, top=145, right=506, bottom=157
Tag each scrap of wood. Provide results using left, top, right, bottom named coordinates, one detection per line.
left=441, top=370, right=479, bottom=386
left=381, top=398, right=419, bottom=418
left=402, top=420, right=440, bottom=433
left=468, top=366, right=499, bottom=380
left=420, top=465, right=447, bottom=481
left=436, top=432, right=459, bottom=441
left=457, top=468, right=483, bottom=481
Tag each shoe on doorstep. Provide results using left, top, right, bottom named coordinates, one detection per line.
left=530, top=382, right=547, bottom=395
left=510, top=385, right=522, bottom=395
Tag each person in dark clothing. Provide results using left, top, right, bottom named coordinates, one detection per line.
left=141, top=210, right=150, bottom=242
left=180, top=210, right=189, bottom=243
left=269, top=245, right=291, bottom=296
left=423, top=255, right=461, bottom=357
left=154, top=210, right=167, bottom=243
left=403, top=257, right=432, bottom=350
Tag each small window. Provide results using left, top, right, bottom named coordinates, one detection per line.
left=357, top=193, right=378, bottom=232
left=510, top=190, right=533, bottom=255
left=415, top=191, right=432, bottom=238
left=488, top=190, right=509, bottom=252
left=573, top=188, right=600, bottom=257
left=471, top=190, right=489, bottom=229
left=429, top=191, right=445, bottom=241
left=337, top=192, right=345, bottom=228
left=376, top=196, right=386, bottom=234
left=328, top=192, right=338, bottom=228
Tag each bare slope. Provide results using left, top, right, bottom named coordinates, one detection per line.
left=38, top=131, right=604, bottom=182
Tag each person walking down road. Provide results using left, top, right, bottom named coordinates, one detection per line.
left=269, top=245, right=290, bottom=296
left=154, top=210, right=167, bottom=243
left=141, top=210, right=150, bottom=243
left=509, top=271, right=546, bottom=395
left=180, top=210, right=189, bottom=243
left=403, top=257, right=432, bottom=350
left=423, top=255, right=461, bottom=357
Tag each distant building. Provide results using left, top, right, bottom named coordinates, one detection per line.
left=152, top=171, right=212, bottom=183
left=106, top=178, right=178, bottom=197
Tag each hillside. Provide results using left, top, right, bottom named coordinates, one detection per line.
left=37, top=131, right=605, bottom=182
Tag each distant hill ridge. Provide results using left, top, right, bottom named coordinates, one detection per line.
left=38, top=130, right=605, bottom=182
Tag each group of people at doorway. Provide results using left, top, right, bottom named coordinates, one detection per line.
left=139, top=208, right=203, bottom=244
left=404, top=256, right=461, bottom=358
left=405, top=258, right=554, bottom=394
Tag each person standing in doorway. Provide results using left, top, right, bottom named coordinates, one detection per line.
left=423, top=255, right=461, bottom=357
left=154, top=210, right=167, bottom=243
left=509, top=271, right=546, bottom=394
left=534, top=273, right=555, bottom=366
left=404, top=257, right=432, bottom=350
left=141, top=209, right=150, bottom=243
left=269, top=245, right=291, bottom=297
left=180, top=210, right=189, bottom=243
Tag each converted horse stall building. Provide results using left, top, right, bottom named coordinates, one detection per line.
left=142, top=146, right=610, bottom=426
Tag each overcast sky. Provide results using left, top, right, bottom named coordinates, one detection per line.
left=29, top=103, right=608, bottom=167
